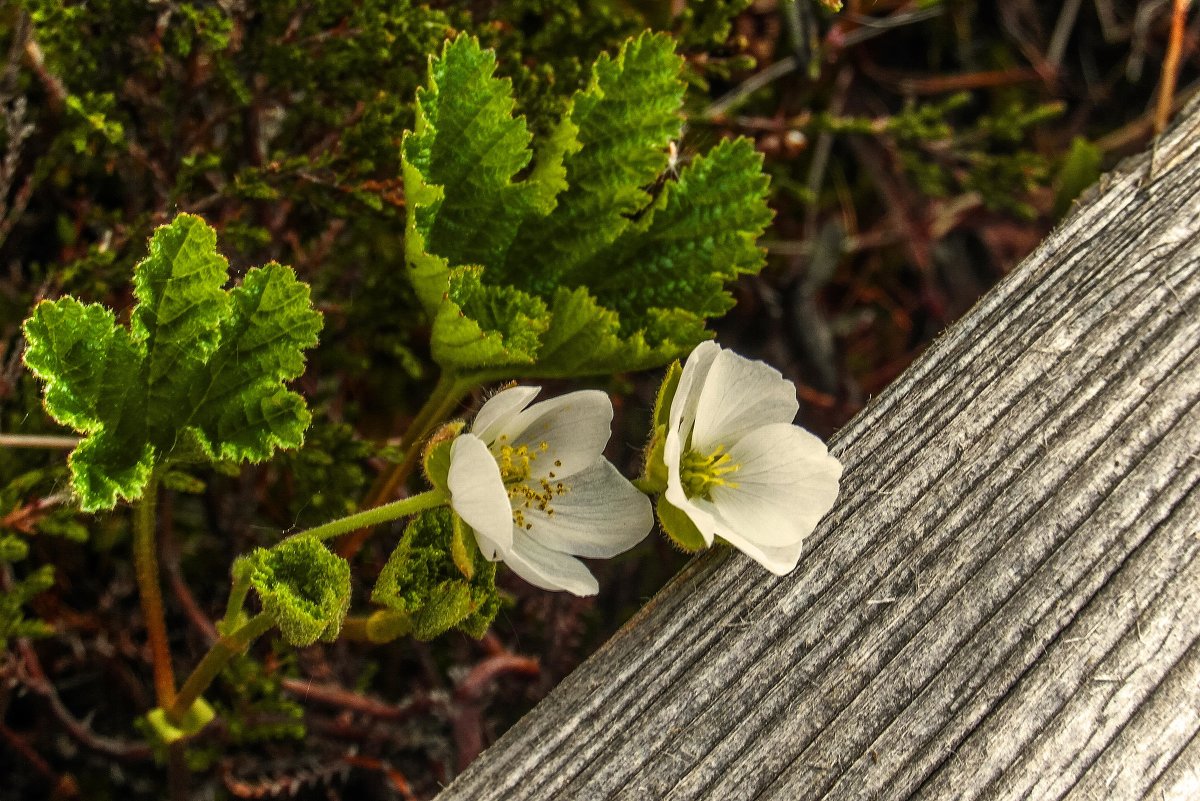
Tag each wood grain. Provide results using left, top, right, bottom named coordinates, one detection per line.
left=437, top=98, right=1200, bottom=801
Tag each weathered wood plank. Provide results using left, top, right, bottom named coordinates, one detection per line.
left=437, top=98, right=1200, bottom=801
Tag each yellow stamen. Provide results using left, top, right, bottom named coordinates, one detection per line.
left=494, top=439, right=569, bottom=528
left=680, top=445, right=740, bottom=500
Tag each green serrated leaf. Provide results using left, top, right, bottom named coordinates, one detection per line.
left=404, top=35, right=541, bottom=317
left=500, top=32, right=685, bottom=291
left=430, top=268, right=547, bottom=371
left=584, top=137, right=773, bottom=330
left=22, top=214, right=322, bottom=511
left=528, top=286, right=686, bottom=379
left=402, top=32, right=769, bottom=383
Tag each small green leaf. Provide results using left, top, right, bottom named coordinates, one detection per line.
left=22, top=214, right=322, bottom=511
left=145, top=698, right=215, bottom=746
left=240, top=536, right=351, bottom=647
left=0, top=563, right=55, bottom=654
left=371, top=508, right=499, bottom=641
left=1054, top=136, right=1103, bottom=218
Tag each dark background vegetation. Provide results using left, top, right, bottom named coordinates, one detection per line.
left=0, top=0, right=1196, bottom=797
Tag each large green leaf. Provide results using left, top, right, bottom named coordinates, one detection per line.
left=401, top=33, right=771, bottom=381
left=497, top=31, right=685, bottom=291
left=22, top=214, right=322, bottom=511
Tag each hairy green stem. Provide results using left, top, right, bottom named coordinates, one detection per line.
left=132, top=469, right=177, bottom=708
left=221, top=568, right=253, bottom=632
left=167, top=612, right=274, bottom=724
left=339, top=614, right=373, bottom=642
left=294, top=489, right=448, bottom=543
left=339, top=376, right=473, bottom=560
left=361, top=374, right=473, bottom=512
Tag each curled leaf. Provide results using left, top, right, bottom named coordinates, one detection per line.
left=238, top=536, right=351, bottom=646
left=371, top=507, right=500, bottom=640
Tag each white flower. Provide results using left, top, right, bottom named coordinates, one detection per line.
left=446, top=386, right=653, bottom=596
left=662, top=342, right=842, bottom=575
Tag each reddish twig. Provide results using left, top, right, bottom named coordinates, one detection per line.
left=452, top=653, right=540, bottom=770
left=0, top=721, right=80, bottom=797
left=280, top=678, right=444, bottom=721
left=0, top=492, right=71, bottom=534
left=14, top=641, right=152, bottom=761
left=1156, top=0, right=1194, bottom=134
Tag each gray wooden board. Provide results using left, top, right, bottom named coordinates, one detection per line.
left=436, top=99, right=1200, bottom=801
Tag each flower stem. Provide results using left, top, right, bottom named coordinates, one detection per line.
left=293, top=488, right=447, bottom=543
left=339, top=614, right=372, bottom=642
left=340, top=374, right=473, bottom=557
left=167, top=612, right=274, bottom=724
left=375, top=373, right=472, bottom=503
left=221, top=568, right=253, bottom=632
left=132, top=468, right=177, bottom=708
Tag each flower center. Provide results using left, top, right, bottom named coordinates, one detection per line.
left=494, top=436, right=569, bottom=530
left=680, top=445, right=740, bottom=501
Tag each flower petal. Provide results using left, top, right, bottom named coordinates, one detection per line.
left=496, top=389, right=613, bottom=479
left=664, top=342, right=720, bottom=527
left=522, top=460, right=653, bottom=558
left=705, top=422, right=842, bottom=572
left=503, top=530, right=600, bottom=596
left=678, top=490, right=807, bottom=575
left=689, top=349, right=800, bottom=453
left=447, top=433, right=514, bottom=556
left=668, top=341, right=722, bottom=445
left=472, top=385, right=541, bottom=443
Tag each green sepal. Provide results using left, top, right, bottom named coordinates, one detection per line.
left=371, top=508, right=499, bottom=641
left=0, top=535, right=29, bottom=562
left=449, top=511, right=475, bottom=581
left=21, top=214, right=322, bottom=511
left=238, top=535, right=351, bottom=647
left=421, top=421, right=463, bottom=494
left=653, top=360, right=683, bottom=430
left=656, top=497, right=708, bottom=553
left=641, top=429, right=669, bottom=496
left=145, top=697, right=215, bottom=746
left=638, top=359, right=683, bottom=493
